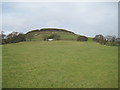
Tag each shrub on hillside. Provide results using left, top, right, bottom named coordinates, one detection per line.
left=77, top=35, right=88, bottom=41
left=25, top=34, right=34, bottom=41
left=43, top=34, right=60, bottom=41
left=49, top=34, right=60, bottom=40
left=43, top=35, right=49, bottom=41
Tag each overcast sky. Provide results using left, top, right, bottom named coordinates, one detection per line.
left=2, top=2, right=118, bottom=37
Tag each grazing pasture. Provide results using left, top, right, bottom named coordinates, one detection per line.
left=2, top=41, right=118, bottom=88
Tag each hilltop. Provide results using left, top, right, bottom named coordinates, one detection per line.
left=26, top=28, right=75, bottom=34
left=25, top=28, right=81, bottom=41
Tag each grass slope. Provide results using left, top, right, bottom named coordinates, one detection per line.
left=2, top=41, right=118, bottom=88
left=33, top=31, right=78, bottom=41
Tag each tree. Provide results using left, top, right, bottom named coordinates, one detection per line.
left=77, top=35, right=88, bottom=41
left=105, top=35, right=114, bottom=41
left=5, top=32, right=26, bottom=44
left=0, top=31, right=7, bottom=44
left=105, top=35, right=117, bottom=46
left=0, top=31, right=6, bottom=39
left=17, top=33, right=26, bottom=42
left=93, top=34, right=106, bottom=45
left=26, top=34, right=34, bottom=41
left=6, top=32, right=19, bottom=43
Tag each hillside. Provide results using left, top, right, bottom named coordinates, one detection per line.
left=25, top=28, right=80, bottom=41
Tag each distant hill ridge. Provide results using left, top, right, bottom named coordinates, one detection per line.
left=25, top=28, right=86, bottom=41
left=26, top=28, right=75, bottom=35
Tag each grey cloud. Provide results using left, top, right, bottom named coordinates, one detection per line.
left=2, top=2, right=118, bottom=37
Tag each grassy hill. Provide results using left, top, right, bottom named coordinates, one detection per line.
left=2, top=41, right=118, bottom=88
left=25, top=28, right=80, bottom=41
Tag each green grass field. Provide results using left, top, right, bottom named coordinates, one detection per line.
left=2, top=41, right=118, bottom=88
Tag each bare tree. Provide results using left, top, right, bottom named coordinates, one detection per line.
left=7, top=32, right=19, bottom=39
left=0, top=31, right=6, bottom=44
left=0, top=31, right=6, bottom=39
left=105, top=35, right=116, bottom=46
left=93, top=34, right=106, bottom=45
left=6, top=32, right=19, bottom=43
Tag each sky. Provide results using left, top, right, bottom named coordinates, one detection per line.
left=1, top=2, right=118, bottom=37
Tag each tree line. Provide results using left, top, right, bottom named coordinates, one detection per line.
left=0, top=31, right=88, bottom=44
left=0, top=31, right=119, bottom=46
left=0, top=31, right=26, bottom=44
left=93, top=34, right=120, bottom=46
